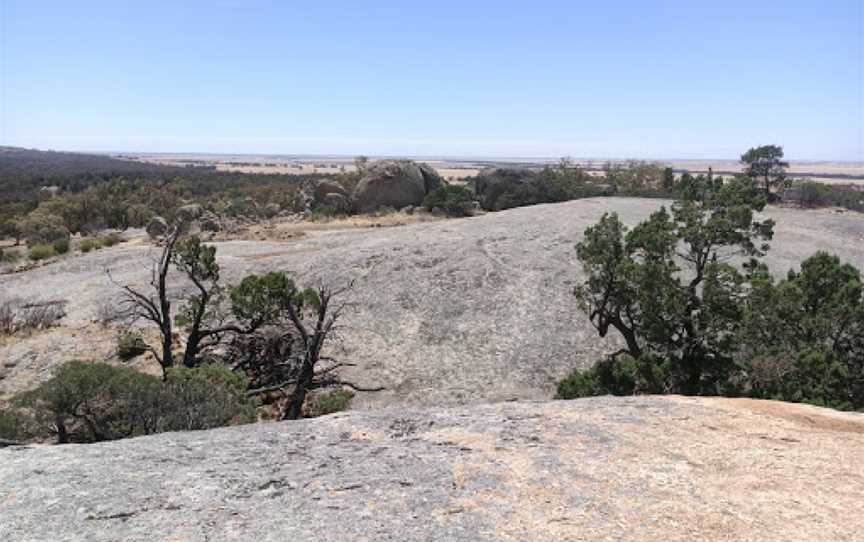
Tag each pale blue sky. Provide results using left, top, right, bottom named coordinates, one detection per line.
left=1, top=0, right=862, bottom=159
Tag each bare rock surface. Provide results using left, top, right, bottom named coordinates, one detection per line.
left=2, top=198, right=864, bottom=406
left=1, top=395, right=862, bottom=541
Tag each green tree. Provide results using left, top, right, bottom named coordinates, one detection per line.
left=572, top=174, right=774, bottom=395
left=740, top=144, right=789, bottom=201
left=739, top=252, right=864, bottom=409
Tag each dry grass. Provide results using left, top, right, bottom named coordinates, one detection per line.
left=214, top=211, right=444, bottom=242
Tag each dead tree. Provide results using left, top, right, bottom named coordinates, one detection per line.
left=236, top=277, right=383, bottom=420
left=112, top=227, right=180, bottom=376
left=112, top=229, right=268, bottom=376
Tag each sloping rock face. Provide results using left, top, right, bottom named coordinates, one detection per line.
left=3, top=199, right=864, bottom=407
left=1, top=396, right=863, bottom=541
left=353, top=160, right=443, bottom=212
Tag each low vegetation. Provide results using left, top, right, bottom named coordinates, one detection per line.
left=1, top=361, right=255, bottom=443
left=27, top=244, right=56, bottom=261
left=423, top=185, right=476, bottom=217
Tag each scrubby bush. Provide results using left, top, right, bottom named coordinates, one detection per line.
left=0, top=407, right=38, bottom=442
left=423, top=185, right=476, bottom=217
left=52, top=237, right=69, bottom=254
left=100, top=232, right=122, bottom=247
left=28, top=243, right=56, bottom=261
left=311, top=204, right=339, bottom=220
left=161, top=364, right=256, bottom=430
left=785, top=181, right=863, bottom=213
left=305, top=389, right=354, bottom=417
left=19, top=212, right=69, bottom=245
left=79, top=238, right=102, bottom=253
left=117, top=330, right=148, bottom=360
left=556, top=356, right=642, bottom=399
left=0, top=247, right=20, bottom=264
left=11, top=361, right=256, bottom=444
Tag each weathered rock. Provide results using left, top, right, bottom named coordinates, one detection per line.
left=1, top=396, right=863, bottom=541
left=471, top=167, right=539, bottom=210
left=144, top=216, right=169, bottom=239
left=317, top=192, right=351, bottom=215
left=313, top=180, right=349, bottom=205
left=353, top=160, right=442, bottom=213
left=38, top=185, right=61, bottom=199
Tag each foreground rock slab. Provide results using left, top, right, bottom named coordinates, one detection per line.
left=1, top=396, right=863, bottom=541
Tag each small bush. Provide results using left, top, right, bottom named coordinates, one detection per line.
left=117, top=331, right=148, bottom=360
left=19, top=212, right=69, bottom=245
left=100, top=232, right=122, bottom=247
left=28, top=244, right=56, bottom=261
left=14, top=361, right=256, bottom=443
left=423, top=185, right=476, bottom=217
left=162, top=364, right=257, bottom=430
left=556, top=356, right=657, bottom=399
left=0, top=248, right=20, bottom=264
left=0, top=407, right=39, bottom=442
left=305, top=389, right=354, bottom=418
left=52, top=237, right=70, bottom=254
left=311, top=204, right=338, bottom=220
left=79, top=238, right=103, bottom=253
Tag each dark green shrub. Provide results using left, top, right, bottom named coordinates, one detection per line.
left=15, top=361, right=164, bottom=443
left=52, top=237, right=69, bottom=254
left=0, top=407, right=38, bottom=442
left=28, top=244, right=56, bottom=261
left=161, top=364, right=256, bottom=430
left=14, top=361, right=256, bottom=443
left=556, top=356, right=648, bottom=399
left=305, top=389, right=353, bottom=417
left=423, top=185, right=476, bottom=217
left=311, top=204, right=338, bottom=220
left=117, top=331, right=148, bottom=360
left=0, top=248, right=20, bottom=264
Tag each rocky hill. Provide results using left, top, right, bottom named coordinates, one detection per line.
left=2, top=198, right=864, bottom=406
left=1, top=395, right=862, bottom=541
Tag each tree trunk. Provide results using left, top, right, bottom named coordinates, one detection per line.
left=282, top=359, right=315, bottom=420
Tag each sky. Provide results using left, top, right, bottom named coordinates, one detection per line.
left=1, top=0, right=862, bottom=160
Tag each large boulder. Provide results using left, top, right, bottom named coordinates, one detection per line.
left=471, top=168, right=539, bottom=211
left=313, top=181, right=349, bottom=204
left=353, top=160, right=444, bottom=213
left=176, top=204, right=205, bottom=224
left=145, top=216, right=169, bottom=239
